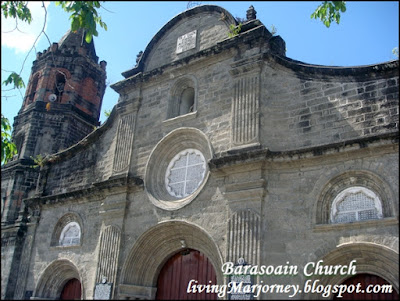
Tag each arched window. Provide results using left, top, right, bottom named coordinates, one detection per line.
left=179, top=87, right=195, bottom=115
left=28, top=73, right=40, bottom=102
left=330, top=186, right=383, bottom=224
left=59, top=222, right=81, bottom=246
left=167, top=77, right=197, bottom=119
left=51, top=213, right=83, bottom=247
left=54, top=73, right=66, bottom=101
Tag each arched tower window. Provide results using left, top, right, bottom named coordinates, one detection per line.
left=28, top=73, right=39, bottom=103
left=54, top=73, right=66, bottom=101
left=59, top=222, right=81, bottom=246
left=330, top=186, right=383, bottom=224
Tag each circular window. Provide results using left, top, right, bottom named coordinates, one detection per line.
left=144, top=128, right=212, bottom=211
left=165, top=149, right=206, bottom=198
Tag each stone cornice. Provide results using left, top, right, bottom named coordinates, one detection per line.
left=1, top=158, right=36, bottom=174
left=25, top=173, right=143, bottom=206
left=15, top=100, right=99, bottom=127
left=313, top=217, right=398, bottom=232
left=111, top=24, right=270, bottom=93
left=267, top=53, right=399, bottom=81
left=209, top=131, right=399, bottom=170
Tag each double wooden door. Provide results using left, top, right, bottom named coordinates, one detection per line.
left=156, top=249, right=217, bottom=300
left=60, top=278, right=81, bottom=300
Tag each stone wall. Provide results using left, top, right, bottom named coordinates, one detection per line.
left=11, top=4, right=399, bottom=300
left=261, top=59, right=399, bottom=150
left=142, top=6, right=236, bottom=73
left=25, top=198, right=103, bottom=299
left=42, top=116, right=118, bottom=196
left=12, top=101, right=99, bottom=160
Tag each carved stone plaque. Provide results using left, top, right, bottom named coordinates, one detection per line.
left=176, top=30, right=197, bottom=53
left=94, top=283, right=112, bottom=300
left=229, top=265, right=253, bottom=300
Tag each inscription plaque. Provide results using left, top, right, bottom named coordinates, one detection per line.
left=94, top=282, right=112, bottom=300
left=229, top=263, right=253, bottom=300
left=176, top=30, right=197, bottom=53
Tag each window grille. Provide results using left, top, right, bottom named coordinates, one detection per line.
left=331, top=187, right=383, bottom=224
left=165, top=149, right=206, bottom=198
left=59, top=222, right=81, bottom=246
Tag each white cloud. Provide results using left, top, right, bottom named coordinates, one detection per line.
left=1, top=1, right=50, bottom=53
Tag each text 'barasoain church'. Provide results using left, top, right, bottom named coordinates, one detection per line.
left=1, top=4, right=398, bottom=300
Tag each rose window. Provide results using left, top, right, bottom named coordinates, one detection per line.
left=165, top=149, right=206, bottom=198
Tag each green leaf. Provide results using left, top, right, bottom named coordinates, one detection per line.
left=71, top=17, right=80, bottom=31
left=1, top=114, right=17, bottom=164
left=2, top=72, right=25, bottom=89
left=1, top=1, right=32, bottom=23
left=85, top=32, right=93, bottom=43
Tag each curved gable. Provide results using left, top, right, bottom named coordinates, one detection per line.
left=122, top=5, right=237, bottom=77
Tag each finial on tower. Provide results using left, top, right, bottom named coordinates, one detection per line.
left=246, top=5, right=257, bottom=21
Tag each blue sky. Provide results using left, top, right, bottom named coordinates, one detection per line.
left=1, top=1, right=399, bottom=127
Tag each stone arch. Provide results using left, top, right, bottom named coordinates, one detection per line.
left=124, top=5, right=237, bottom=76
left=119, top=220, right=223, bottom=299
left=50, top=212, right=83, bottom=247
left=314, top=170, right=396, bottom=225
left=167, top=76, right=198, bottom=119
left=33, top=259, right=83, bottom=299
left=304, top=243, right=399, bottom=299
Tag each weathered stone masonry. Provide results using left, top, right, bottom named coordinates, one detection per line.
left=1, top=4, right=398, bottom=300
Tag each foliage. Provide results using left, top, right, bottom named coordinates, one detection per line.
left=1, top=1, right=32, bottom=23
left=228, top=23, right=242, bottom=38
left=1, top=1, right=107, bottom=164
left=2, top=72, right=25, bottom=89
left=1, top=114, right=17, bottom=165
left=55, top=1, right=107, bottom=43
left=393, top=47, right=399, bottom=59
left=30, top=154, right=45, bottom=168
left=311, top=1, right=346, bottom=28
left=269, top=24, right=277, bottom=36
left=104, top=109, right=111, bottom=117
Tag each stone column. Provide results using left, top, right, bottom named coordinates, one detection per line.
left=229, top=57, right=263, bottom=151
left=112, top=96, right=141, bottom=176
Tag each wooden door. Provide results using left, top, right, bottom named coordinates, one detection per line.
left=156, top=249, right=217, bottom=300
left=333, top=273, right=399, bottom=300
left=60, top=278, right=81, bottom=300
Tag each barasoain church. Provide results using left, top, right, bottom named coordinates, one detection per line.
left=1, top=4, right=399, bottom=300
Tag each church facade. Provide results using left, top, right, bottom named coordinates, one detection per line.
left=1, top=5, right=398, bottom=300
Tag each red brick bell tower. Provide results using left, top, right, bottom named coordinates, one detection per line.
left=13, top=28, right=107, bottom=159
left=1, top=29, right=106, bottom=299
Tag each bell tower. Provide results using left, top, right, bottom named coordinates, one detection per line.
left=13, top=29, right=107, bottom=159
left=1, top=29, right=106, bottom=299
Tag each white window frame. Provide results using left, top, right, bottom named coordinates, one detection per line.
left=59, top=221, right=81, bottom=246
left=165, top=148, right=206, bottom=198
left=330, top=186, right=383, bottom=224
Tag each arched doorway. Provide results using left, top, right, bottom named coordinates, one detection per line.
left=119, top=221, right=223, bottom=299
left=333, top=273, right=399, bottom=300
left=156, top=249, right=217, bottom=300
left=60, top=278, right=81, bottom=300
